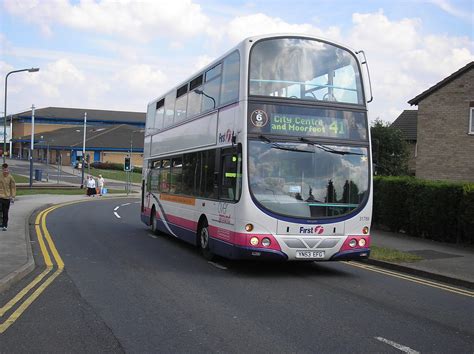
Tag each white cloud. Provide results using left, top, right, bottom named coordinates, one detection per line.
left=2, top=4, right=473, bottom=123
left=224, top=13, right=341, bottom=45
left=428, top=0, right=472, bottom=21
left=347, top=10, right=474, bottom=122
left=4, top=0, right=210, bottom=42
left=113, top=64, right=167, bottom=93
left=194, top=55, right=215, bottom=71
left=218, top=10, right=473, bottom=122
left=4, top=58, right=112, bottom=111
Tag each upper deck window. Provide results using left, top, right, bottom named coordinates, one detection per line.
left=250, top=38, right=364, bottom=105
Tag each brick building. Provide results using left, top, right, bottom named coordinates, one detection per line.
left=407, top=61, right=474, bottom=182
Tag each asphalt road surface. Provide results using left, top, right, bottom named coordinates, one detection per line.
left=0, top=197, right=472, bottom=353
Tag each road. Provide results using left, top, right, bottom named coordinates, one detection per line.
left=0, top=197, right=473, bottom=353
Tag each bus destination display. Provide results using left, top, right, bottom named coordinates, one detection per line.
left=248, top=104, right=367, bottom=141
left=270, top=113, right=347, bottom=138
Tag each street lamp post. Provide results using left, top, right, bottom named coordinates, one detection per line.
left=127, top=129, right=144, bottom=195
left=80, top=112, right=87, bottom=189
left=29, top=104, right=35, bottom=188
left=4, top=67, right=40, bottom=163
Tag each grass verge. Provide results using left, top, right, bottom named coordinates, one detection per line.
left=370, top=245, right=423, bottom=263
left=12, top=174, right=30, bottom=183
left=89, top=168, right=142, bottom=184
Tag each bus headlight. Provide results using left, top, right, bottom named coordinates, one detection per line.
left=349, top=239, right=357, bottom=248
left=358, top=238, right=367, bottom=247
left=250, top=237, right=259, bottom=246
left=261, top=238, right=271, bottom=247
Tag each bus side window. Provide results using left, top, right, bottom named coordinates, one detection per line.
left=155, top=98, right=165, bottom=130
left=163, top=92, right=175, bottom=128
left=175, top=84, right=188, bottom=123
left=183, top=153, right=198, bottom=196
left=220, top=51, right=240, bottom=105
left=170, top=157, right=183, bottom=194
left=202, top=64, right=222, bottom=112
left=187, top=75, right=203, bottom=118
left=159, top=159, right=171, bottom=192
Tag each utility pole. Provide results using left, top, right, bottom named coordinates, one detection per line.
left=29, top=104, right=35, bottom=188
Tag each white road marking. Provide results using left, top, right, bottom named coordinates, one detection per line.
left=114, top=206, right=119, bottom=211
left=121, top=203, right=131, bottom=206
left=375, top=337, right=420, bottom=354
left=208, top=261, right=227, bottom=270
left=114, top=212, right=121, bottom=219
left=148, top=234, right=158, bottom=239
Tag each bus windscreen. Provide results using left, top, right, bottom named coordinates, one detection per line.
left=249, top=37, right=364, bottom=105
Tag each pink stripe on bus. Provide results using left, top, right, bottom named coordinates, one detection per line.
left=145, top=210, right=282, bottom=251
left=167, top=214, right=198, bottom=232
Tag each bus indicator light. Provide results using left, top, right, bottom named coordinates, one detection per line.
left=250, top=237, right=259, bottom=246
left=362, top=226, right=369, bottom=234
left=245, top=224, right=254, bottom=232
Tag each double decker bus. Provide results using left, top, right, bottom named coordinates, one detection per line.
left=141, top=34, right=373, bottom=261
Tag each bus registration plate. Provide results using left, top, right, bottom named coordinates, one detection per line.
left=295, top=250, right=325, bottom=259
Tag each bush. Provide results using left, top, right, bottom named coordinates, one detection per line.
left=373, top=176, right=473, bottom=244
left=90, top=161, right=142, bottom=174
left=91, top=161, right=123, bottom=170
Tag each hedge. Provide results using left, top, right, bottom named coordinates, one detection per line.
left=91, top=161, right=143, bottom=174
left=373, top=176, right=474, bottom=244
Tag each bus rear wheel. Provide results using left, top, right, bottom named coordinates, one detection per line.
left=198, top=222, right=214, bottom=261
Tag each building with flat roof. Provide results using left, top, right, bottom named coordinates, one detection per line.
left=6, top=107, right=145, bottom=167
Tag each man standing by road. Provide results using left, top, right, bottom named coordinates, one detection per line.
left=98, top=174, right=105, bottom=196
left=0, top=163, right=16, bottom=231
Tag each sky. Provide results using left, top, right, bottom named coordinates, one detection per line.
left=1, top=0, right=473, bottom=123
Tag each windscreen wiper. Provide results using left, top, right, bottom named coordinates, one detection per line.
left=300, top=137, right=364, bottom=156
left=259, top=135, right=313, bottom=153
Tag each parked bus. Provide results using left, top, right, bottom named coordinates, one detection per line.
left=141, top=34, right=373, bottom=261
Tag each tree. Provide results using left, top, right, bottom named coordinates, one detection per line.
left=371, top=118, right=410, bottom=176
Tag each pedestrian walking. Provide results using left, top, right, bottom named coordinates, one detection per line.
left=0, top=163, right=16, bottom=231
left=86, top=175, right=97, bottom=197
left=97, top=174, right=105, bottom=196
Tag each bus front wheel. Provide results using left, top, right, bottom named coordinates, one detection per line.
left=150, top=208, right=159, bottom=235
left=198, top=222, right=214, bottom=261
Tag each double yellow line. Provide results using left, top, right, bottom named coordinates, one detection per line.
left=0, top=204, right=66, bottom=334
left=347, top=261, right=474, bottom=297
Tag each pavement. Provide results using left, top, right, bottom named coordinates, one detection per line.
left=0, top=161, right=473, bottom=292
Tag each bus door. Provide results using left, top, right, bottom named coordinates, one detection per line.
left=216, top=145, right=242, bottom=241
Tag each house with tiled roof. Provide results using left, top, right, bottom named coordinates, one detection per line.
left=391, top=110, right=418, bottom=175
left=406, top=61, right=474, bottom=182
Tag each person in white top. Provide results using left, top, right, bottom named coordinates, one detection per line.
left=86, top=176, right=97, bottom=197
left=97, top=174, right=105, bottom=196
